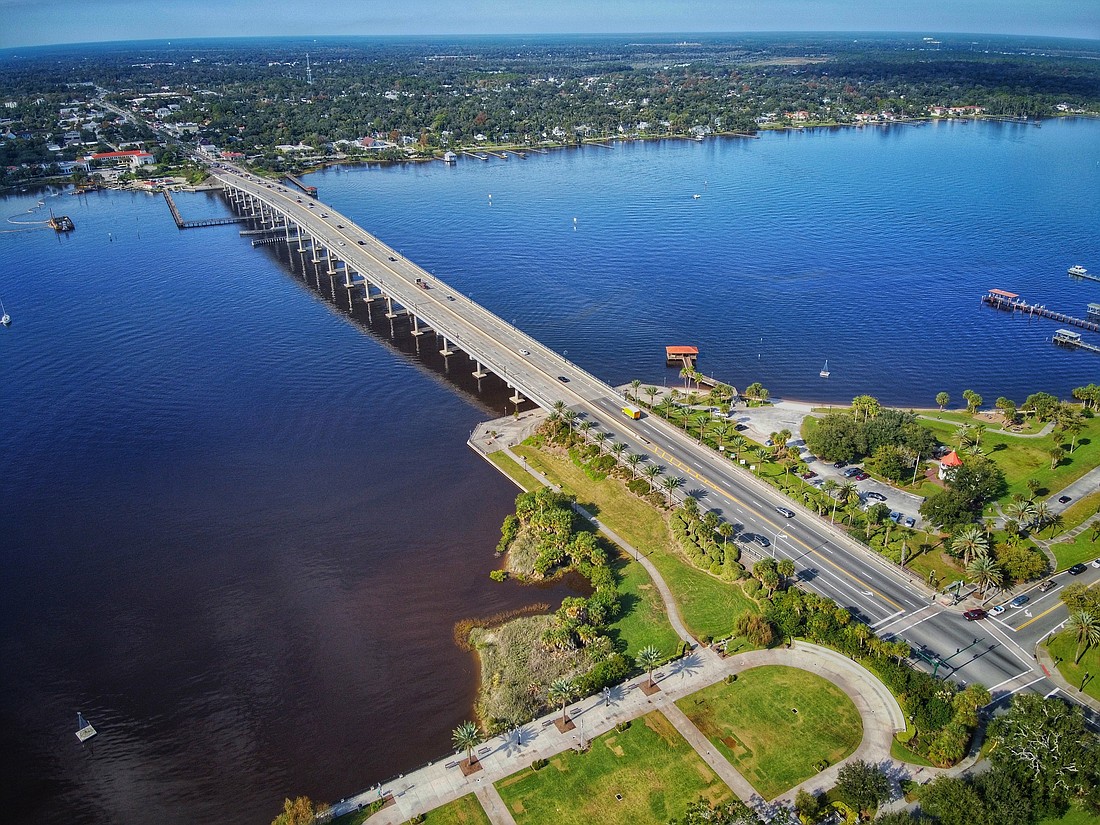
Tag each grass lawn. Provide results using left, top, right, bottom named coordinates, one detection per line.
left=905, top=549, right=964, bottom=588
left=1051, top=531, right=1100, bottom=571
left=675, top=665, right=862, bottom=800
left=1038, top=803, right=1100, bottom=825
left=422, top=793, right=492, bottom=825
left=488, top=451, right=543, bottom=492
left=513, top=443, right=758, bottom=641
left=918, top=416, right=1100, bottom=503
left=495, top=711, right=733, bottom=825
left=890, top=735, right=935, bottom=767
left=916, top=409, right=1046, bottom=435
left=608, top=551, right=682, bottom=657
left=1047, top=631, right=1100, bottom=703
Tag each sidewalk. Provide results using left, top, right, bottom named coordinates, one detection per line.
left=328, top=643, right=907, bottom=824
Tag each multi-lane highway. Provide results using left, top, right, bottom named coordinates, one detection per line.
left=210, top=164, right=1095, bottom=719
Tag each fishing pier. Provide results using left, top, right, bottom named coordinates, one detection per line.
left=162, top=191, right=248, bottom=230
left=982, top=289, right=1100, bottom=333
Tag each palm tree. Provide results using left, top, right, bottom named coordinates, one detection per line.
left=730, top=436, right=747, bottom=462
left=629, top=379, right=642, bottom=401
left=1049, top=445, right=1064, bottom=471
left=592, top=431, right=609, bottom=454
left=562, top=409, right=578, bottom=434
left=1067, top=611, right=1100, bottom=664
left=954, top=423, right=973, bottom=448
left=718, top=521, right=734, bottom=550
left=661, top=475, right=685, bottom=506
left=577, top=419, right=595, bottom=442
left=610, top=442, right=627, bottom=462
left=644, top=386, right=659, bottom=406
left=776, top=558, right=796, bottom=588
left=966, top=553, right=1003, bottom=597
left=1004, top=498, right=1037, bottom=527
left=1030, top=500, right=1053, bottom=531
left=936, top=392, right=950, bottom=411
left=552, top=400, right=566, bottom=415
left=637, top=645, right=661, bottom=689
left=1044, top=513, right=1064, bottom=538
left=1065, top=420, right=1084, bottom=452
left=626, top=453, right=643, bottom=479
left=547, top=677, right=577, bottom=724
left=951, top=524, right=989, bottom=566
left=679, top=365, right=693, bottom=388
left=452, top=721, right=481, bottom=767
left=642, top=463, right=664, bottom=493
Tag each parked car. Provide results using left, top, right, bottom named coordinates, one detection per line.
left=1068, top=563, right=1087, bottom=575
left=1037, top=580, right=1057, bottom=593
left=963, top=609, right=987, bottom=621
left=889, top=511, right=903, bottom=523
left=800, top=470, right=817, bottom=479
left=1009, top=595, right=1030, bottom=608
left=833, top=460, right=848, bottom=469
left=853, top=472, right=870, bottom=481
left=842, top=467, right=861, bottom=478
left=904, top=516, right=916, bottom=528
left=1058, top=495, right=1072, bottom=504
left=776, top=506, right=795, bottom=519
left=865, top=492, right=887, bottom=502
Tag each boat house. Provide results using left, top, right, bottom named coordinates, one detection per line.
left=665, top=345, right=699, bottom=367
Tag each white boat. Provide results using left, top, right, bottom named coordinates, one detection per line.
left=692, top=194, right=700, bottom=199
left=1068, top=264, right=1088, bottom=277
left=76, top=712, right=97, bottom=742
left=0, top=298, right=9, bottom=326
left=819, top=360, right=830, bottom=378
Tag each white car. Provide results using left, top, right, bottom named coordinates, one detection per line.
left=519, top=349, right=530, bottom=356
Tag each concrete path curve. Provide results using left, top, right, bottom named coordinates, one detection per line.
left=330, top=643, right=904, bottom=824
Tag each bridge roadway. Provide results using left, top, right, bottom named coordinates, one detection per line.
left=212, top=166, right=1077, bottom=714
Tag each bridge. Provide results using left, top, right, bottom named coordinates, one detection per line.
left=210, top=164, right=1094, bottom=717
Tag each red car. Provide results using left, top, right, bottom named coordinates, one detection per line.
left=963, top=609, right=987, bottom=621
left=800, top=470, right=818, bottom=479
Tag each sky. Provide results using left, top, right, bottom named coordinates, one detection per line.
left=1, top=0, right=1097, bottom=49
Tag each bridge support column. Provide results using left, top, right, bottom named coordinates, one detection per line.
left=440, top=337, right=454, bottom=356
left=343, top=268, right=356, bottom=289
left=384, top=295, right=399, bottom=319
left=509, top=386, right=525, bottom=405
left=410, top=314, right=429, bottom=336
left=472, top=360, right=487, bottom=379
left=327, top=254, right=338, bottom=275
left=311, top=235, right=323, bottom=264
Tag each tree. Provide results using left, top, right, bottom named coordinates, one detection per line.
left=851, top=394, right=882, bottom=421
left=951, top=524, right=990, bottom=566
left=637, top=645, right=661, bottom=689
left=629, top=378, right=641, bottom=400
left=995, top=543, right=1048, bottom=583
left=1048, top=445, right=1064, bottom=470
left=966, top=552, right=1003, bottom=597
left=452, top=720, right=481, bottom=766
left=547, top=677, right=577, bottom=724
left=920, top=488, right=975, bottom=529
left=835, top=760, right=891, bottom=816
left=642, top=463, right=664, bottom=493
left=626, top=453, right=643, bottom=478
left=661, top=475, right=685, bottom=506
left=962, top=388, right=983, bottom=414
left=776, top=558, right=796, bottom=588
left=644, top=385, right=659, bottom=405
left=936, top=391, right=950, bottom=410
left=718, top=521, right=734, bottom=549
left=271, top=797, right=316, bottom=825
left=1066, top=611, right=1100, bottom=664
left=1022, top=391, right=1060, bottom=421
left=669, top=797, right=762, bottom=825
left=920, top=775, right=986, bottom=825
left=730, top=435, right=747, bottom=461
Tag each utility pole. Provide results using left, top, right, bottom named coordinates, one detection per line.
left=306, top=52, right=313, bottom=86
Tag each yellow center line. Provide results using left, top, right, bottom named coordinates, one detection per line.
left=1013, top=600, right=1065, bottom=631
left=651, top=445, right=904, bottom=611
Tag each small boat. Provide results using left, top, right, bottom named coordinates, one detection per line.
left=692, top=194, right=700, bottom=199
left=75, top=712, right=97, bottom=742
left=1, top=298, right=9, bottom=326
left=819, top=360, right=830, bottom=378
left=1068, top=264, right=1088, bottom=277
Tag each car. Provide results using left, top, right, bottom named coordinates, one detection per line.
left=889, top=511, right=903, bottom=523
left=388, top=256, right=397, bottom=262
left=843, top=467, right=862, bottom=478
left=776, top=506, right=795, bottom=519
left=336, top=224, right=344, bottom=229
left=764, top=439, right=774, bottom=447
left=1009, top=595, right=1030, bottom=608
left=1093, top=558, right=1100, bottom=569
left=308, top=202, right=315, bottom=208
left=809, top=478, right=824, bottom=487
left=1037, top=580, right=1057, bottom=593
left=963, top=609, right=987, bottom=621
left=557, top=376, right=570, bottom=383
left=904, top=516, right=916, bottom=528
left=734, top=424, right=747, bottom=431
left=1058, top=495, right=1072, bottom=504
left=800, top=470, right=817, bottom=479
left=853, top=472, right=870, bottom=481
left=320, top=213, right=328, bottom=218
left=754, top=535, right=771, bottom=547
left=519, top=349, right=530, bottom=356
left=991, top=604, right=1006, bottom=615
left=339, top=241, right=345, bottom=246
left=1068, top=563, right=1087, bottom=575
left=865, top=491, right=887, bottom=502
left=833, top=460, right=848, bottom=469
left=446, top=295, right=455, bottom=301
left=358, top=240, right=366, bottom=245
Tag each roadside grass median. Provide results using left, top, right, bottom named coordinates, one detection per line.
left=674, top=665, right=862, bottom=800
left=1047, top=631, right=1100, bottom=703
left=494, top=711, right=733, bottom=825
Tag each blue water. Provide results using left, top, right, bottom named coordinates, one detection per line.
left=0, top=118, right=1097, bottom=825
left=312, top=117, right=1100, bottom=405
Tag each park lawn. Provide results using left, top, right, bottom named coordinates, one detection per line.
left=916, top=409, right=1046, bottom=435
left=513, top=443, right=758, bottom=641
left=608, top=551, right=682, bottom=657
left=1047, top=630, right=1100, bottom=703
left=1039, top=803, right=1100, bottom=825
left=422, top=793, right=492, bottom=825
left=676, top=665, right=862, bottom=800
left=905, top=548, right=964, bottom=588
left=1051, top=531, right=1100, bottom=571
left=1059, top=491, right=1100, bottom=530
left=488, top=451, right=542, bottom=492
left=495, top=711, right=733, bottom=825
left=919, top=416, right=1100, bottom=503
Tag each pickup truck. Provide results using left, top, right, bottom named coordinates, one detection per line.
left=415, top=277, right=430, bottom=289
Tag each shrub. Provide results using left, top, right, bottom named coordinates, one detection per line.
left=531, top=758, right=549, bottom=771
left=489, top=569, right=507, bottom=582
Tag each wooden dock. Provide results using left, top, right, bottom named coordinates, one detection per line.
left=162, top=191, right=248, bottom=229
left=982, top=289, right=1100, bottom=334
left=284, top=174, right=318, bottom=197
left=1070, top=269, right=1100, bottom=284
left=1053, top=329, right=1100, bottom=354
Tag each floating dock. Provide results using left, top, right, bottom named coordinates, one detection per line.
left=982, top=289, right=1100, bottom=334
left=48, top=215, right=75, bottom=231
left=75, top=713, right=96, bottom=743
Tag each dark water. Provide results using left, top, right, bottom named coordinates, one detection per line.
left=1, top=119, right=1098, bottom=825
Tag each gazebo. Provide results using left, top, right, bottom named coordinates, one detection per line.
left=938, top=450, right=963, bottom=480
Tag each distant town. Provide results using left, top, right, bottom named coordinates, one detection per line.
left=2, top=33, right=1099, bottom=187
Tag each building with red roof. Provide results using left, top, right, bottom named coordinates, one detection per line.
left=938, top=450, right=963, bottom=480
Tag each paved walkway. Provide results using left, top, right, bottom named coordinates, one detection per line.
left=329, top=643, right=905, bottom=824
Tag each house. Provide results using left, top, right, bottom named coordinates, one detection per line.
left=938, top=450, right=963, bottom=480
left=89, top=150, right=155, bottom=168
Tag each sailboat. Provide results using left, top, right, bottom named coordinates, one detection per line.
left=819, top=360, right=830, bottom=378
left=76, top=712, right=97, bottom=742
left=1, top=298, right=10, bottom=327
